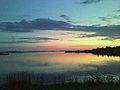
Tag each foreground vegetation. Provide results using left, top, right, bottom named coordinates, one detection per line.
left=1, top=82, right=120, bottom=90
left=1, top=72, right=120, bottom=90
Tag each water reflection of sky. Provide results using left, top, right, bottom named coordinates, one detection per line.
left=0, top=52, right=120, bottom=75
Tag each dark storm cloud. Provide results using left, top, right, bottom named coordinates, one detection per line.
left=79, top=0, right=102, bottom=5
left=0, top=18, right=71, bottom=32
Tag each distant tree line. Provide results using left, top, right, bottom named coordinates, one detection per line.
left=91, top=46, right=120, bottom=56
left=65, top=46, right=120, bottom=56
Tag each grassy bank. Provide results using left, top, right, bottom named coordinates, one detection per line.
left=0, top=72, right=120, bottom=90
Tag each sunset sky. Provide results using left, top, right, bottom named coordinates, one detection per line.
left=0, top=0, right=120, bottom=51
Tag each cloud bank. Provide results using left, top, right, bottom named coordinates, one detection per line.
left=0, top=18, right=120, bottom=40
left=0, top=18, right=71, bottom=32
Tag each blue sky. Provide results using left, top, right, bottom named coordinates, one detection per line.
left=0, top=0, right=120, bottom=51
left=0, top=0, right=120, bottom=25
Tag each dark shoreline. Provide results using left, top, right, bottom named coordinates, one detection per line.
left=65, top=46, right=120, bottom=56
left=0, top=50, right=64, bottom=55
left=1, top=46, right=120, bottom=56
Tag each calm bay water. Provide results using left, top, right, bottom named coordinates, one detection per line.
left=0, top=52, right=120, bottom=75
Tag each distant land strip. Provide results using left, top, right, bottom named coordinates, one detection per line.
left=1, top=46, right=120, bottom=56
left=65, top=46, right=120, bottom=56
left=0, top=50, right=64, bottom=55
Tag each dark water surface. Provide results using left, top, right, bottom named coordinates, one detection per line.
left=0, top=52, right=120, bottom=75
